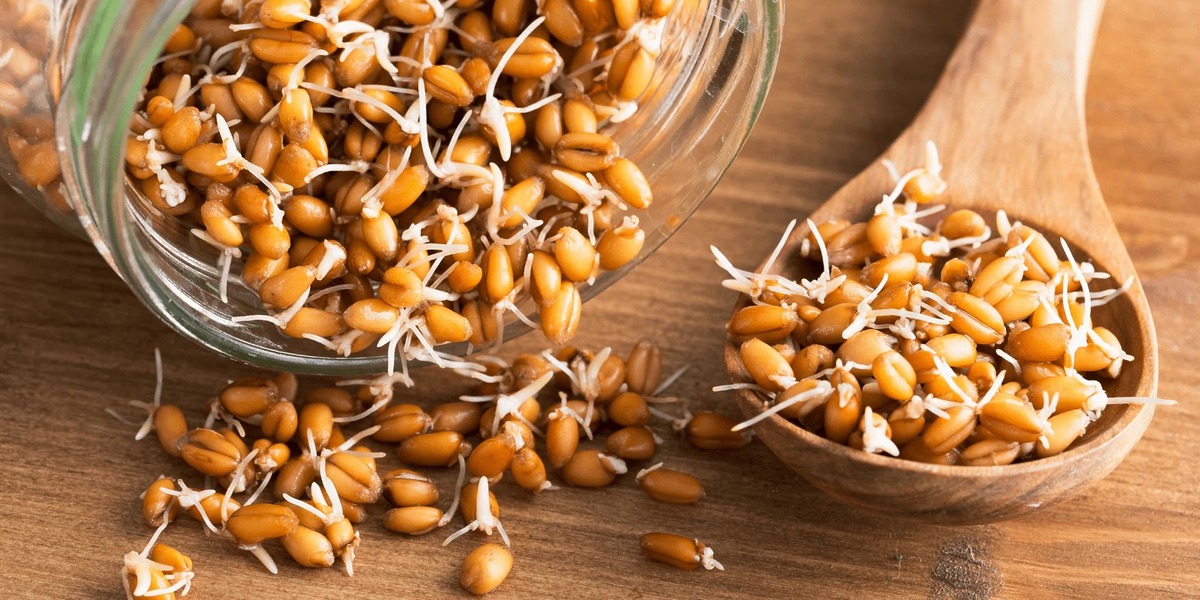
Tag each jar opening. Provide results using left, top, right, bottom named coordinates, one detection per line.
left=57, top=0, right=783, bottom=375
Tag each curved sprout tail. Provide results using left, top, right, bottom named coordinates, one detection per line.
left=635, top=462, right=664, bottom=481
left=109, top=349, right=167, bottom=441
left=700, top=545, right=724, bottom=571
left=439, top=454, right=468, bottom=528
left=242, top=544, right=279, bottom=575
left=731, top=380, right=833, bottom=432
left=221, top=448, right=260, bottom=522
left=476, top=16, right=550, bottom=161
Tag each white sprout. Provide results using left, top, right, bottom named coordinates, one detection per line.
left=802, top=359, right=871, bottom=383
left=1036, top=392, right=1061, bottom=449
left=711, top=382, right=769, bottom=394
left=439, top=455, right=469, bottom=527
left=648, top=404, right=693, bottom=432
left=913, top=393, right=950, bottom=420
left=995, top=349, right=1022, bottom=374
left=1059, top=238, right=1095, bottom=368
left=189, top=229, right=242, bottom=304
left=220, top=448, right=260, bottom=523
left=550, top=393, right=593, bottom=441
left=921, top=228, right=992, bottom=257
left=106, top=349, right=166, bottom=441
left=710, top=232, right=806, bottom=304
left=798, top=218, right=847, bottom=304
left=973, top=370, right=1007, bottom=413
left=732, top=380, right=833, bottom=432
left=599, top=453, right=628, bottom=475
left=159, top=482, right=221, bottom=535
left=840, top=274, right=891, bottom=339
left=699, top=544, right=724, bottom=571
left=121, top=519, right=192, bottom=599
left=860, top=407, right=900, bottom=457
left=213, top=114, right=280, bottom=202
left=652, top=364, right=691, bottom=398
left=635, top=462, right=664, bottom=481
left=475, top=17, right=556, bottom=161
left=442, top=475, right=510, bottom=547
left=461, top=372, right=552, bottom=435
left=199, top=397, right=246, bottom=439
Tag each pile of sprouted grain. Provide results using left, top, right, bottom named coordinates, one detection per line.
left=115, top=340, right=731, bottom=598
left=0, top=1, right=70, bottom=214
left=713, top=143, right=1172, bottom=466
left=124, top=0, right=671, bottom=375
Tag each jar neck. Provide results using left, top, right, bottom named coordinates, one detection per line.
left=58, top=0, right=193, bottom=273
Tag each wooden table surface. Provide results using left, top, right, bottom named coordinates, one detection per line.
left=2, top=1, right=1198, bottom=598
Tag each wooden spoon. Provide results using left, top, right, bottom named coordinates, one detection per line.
left=724, top=0, right=1159, bottom=525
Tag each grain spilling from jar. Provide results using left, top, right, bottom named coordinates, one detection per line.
left=112, top=336, right=737, bottom=595
left=120, top=0, right=678, bottom=375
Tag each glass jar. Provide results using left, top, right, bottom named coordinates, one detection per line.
left=0, top=0, right=783, bottom=375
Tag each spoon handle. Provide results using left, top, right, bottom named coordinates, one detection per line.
left=893, top=0, right=1106, bottom=221
left=936, top=0, right=1102, bottom=118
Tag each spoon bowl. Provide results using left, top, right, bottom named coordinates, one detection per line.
left=723, top=0, right=1158, bottom=525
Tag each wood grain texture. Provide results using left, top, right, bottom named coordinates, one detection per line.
left=1, top=1, right=1197, bottom=598
left=724, top=0, right=1159, bottom=526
